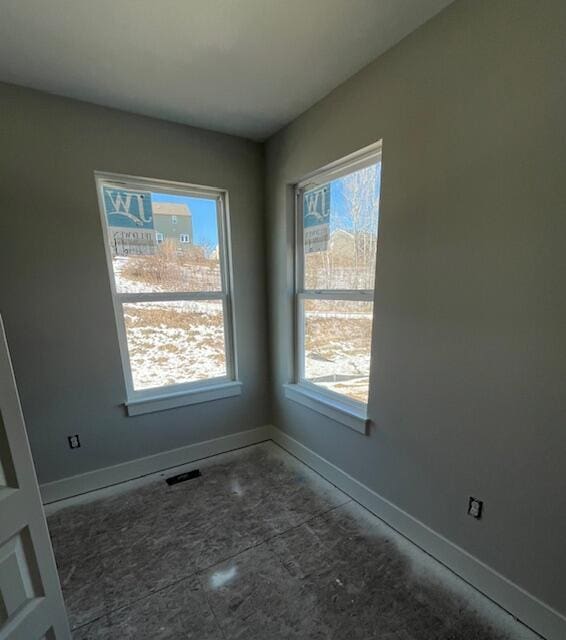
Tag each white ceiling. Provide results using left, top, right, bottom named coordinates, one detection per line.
left=0, top=0, right=453, bottom=140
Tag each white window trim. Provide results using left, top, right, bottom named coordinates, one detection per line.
left=126, top=380, right=243, bottom=416
left=179, top=233, right=190, bottom=243
left=283, top=383, right=368, bottom=434
left=94, top=171, right=239, bottom=414
left=287, top=142, right=382, bottom=433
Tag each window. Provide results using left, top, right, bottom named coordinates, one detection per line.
left=288, top=145, right=381, bottom=428
left=172, top=215, right=178, bottom=224
left=95, top=172, right=239, bottom=415
left=180, top=234, right=190, bottom=243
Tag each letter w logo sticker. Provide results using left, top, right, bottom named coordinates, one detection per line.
left=103, top=187, right=154, bottom=229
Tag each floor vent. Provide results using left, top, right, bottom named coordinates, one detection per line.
left=165, top=469, right=201, bottom=486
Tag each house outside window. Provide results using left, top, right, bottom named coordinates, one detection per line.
left=153, top=202, right=192, bottom=250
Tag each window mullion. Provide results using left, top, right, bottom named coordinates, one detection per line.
left=299, top=290, right=373, bottom=301
left=116, top=291, right=223, bottom=304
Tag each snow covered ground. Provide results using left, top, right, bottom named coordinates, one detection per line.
left=113, top=255, right=372, bottom=401
left=123, top=300, right=226, bottom=390
left=304, top=351, right=370, bottom=403
left=304, top=309, right=372, bottom=403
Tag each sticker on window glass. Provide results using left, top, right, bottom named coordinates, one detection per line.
left=102, top=187, right=156, bottom=256
left=304, top=184, right=330, bottom=254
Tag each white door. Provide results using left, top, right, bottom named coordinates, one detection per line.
left=0, top=315, right=70, bottom=640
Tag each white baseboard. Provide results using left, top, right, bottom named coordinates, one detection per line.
left=268, top=426, right=565, bottom=640
left=40, top=426, right=271, bottom=504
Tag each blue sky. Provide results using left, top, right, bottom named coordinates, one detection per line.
left=151, top=193, right=218, bottom=248
left=150, top=161, right=381, bottom=247
left=327, top=163, right=381, bottom=232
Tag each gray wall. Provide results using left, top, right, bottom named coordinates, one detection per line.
left=1, top=0, right=565, bottom=621
left=0, top=82, right=270, bottom=484
left=265, top=0, right=566, bottom=616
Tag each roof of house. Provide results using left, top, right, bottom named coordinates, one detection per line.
left=152, top=202, right=191, bottom=217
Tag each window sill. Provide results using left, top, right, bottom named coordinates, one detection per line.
left=283, top=384, right=369, bottom=435
left=126, top=381, right=243, bottom=416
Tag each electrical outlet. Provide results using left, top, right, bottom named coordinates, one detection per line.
left=468, top=497, right=483, bottom=519
left=68, top=434, right=81, bottom=449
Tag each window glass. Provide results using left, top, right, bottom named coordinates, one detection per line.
left=304, top=163, right=380, bottom=290
left=123, top=300, right=226, bottom=390
left=103, top=189, right=221, bottom=293
left=303, top=299, right=373, bottom=403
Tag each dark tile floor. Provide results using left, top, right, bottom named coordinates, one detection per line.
left=46, top=443, right=535, bottom=639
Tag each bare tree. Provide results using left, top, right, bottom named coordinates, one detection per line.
left=304, top=164, right=380, bottom=290
left=341, top=164, right=380, bottom=289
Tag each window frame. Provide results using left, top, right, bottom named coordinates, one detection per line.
left=290, top=143, right=382, bottom=428
left=94, top=171, right=239, bottom=414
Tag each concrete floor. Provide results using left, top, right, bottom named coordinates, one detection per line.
left=46, top=443, right=537, bottom=639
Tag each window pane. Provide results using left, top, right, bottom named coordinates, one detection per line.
left=123, top=300, right=227, bottom=390
left=101, top=187, right=221, bottom=293
left=303, top=162, right=381, bottom=290
left=303, top=299, right=373, bottom=403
